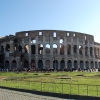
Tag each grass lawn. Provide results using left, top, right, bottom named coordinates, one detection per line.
left=0, top=71, right=100, bottom=96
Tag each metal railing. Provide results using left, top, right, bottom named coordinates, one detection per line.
left=0, top=80, right=100, bottom=97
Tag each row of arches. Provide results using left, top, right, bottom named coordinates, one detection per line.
left=1, top=44, right=95, bottom=56
left=3, top=60, right=100, bottom=70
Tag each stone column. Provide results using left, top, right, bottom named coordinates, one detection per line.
left=43, top=36, right=45, bottom=56
left=28, top=37, right=31, bottom=55
left=71, top=45, right=73, bottom=56
left=72, top=60, right=74, bottom=68
left=64, top=37, right=67, bottom=55
left=43, top=60, right=45, bottom=69
left=50, top=36, right=53, bottom=55
left=58, top=60, right=60, bottom=70
left=22, top=39, right=25, bottom=53
left=50, top=59, right=53, bottom=69
left=10, top=40, right=14, bottom=53
left=36, top=36, right=38, bottom=55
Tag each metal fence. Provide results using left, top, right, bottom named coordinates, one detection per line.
left=0, top=80, right=100, bottom=97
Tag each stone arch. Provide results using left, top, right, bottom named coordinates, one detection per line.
left=67, top=44, right=71, bottom=55
left=1, top=45, right=4, bottom=52
left=90, top=61, right=94, bottom=69
left=74, top=60, right=78, bottom=69
left=73, top=45, right=77, bottom=54
left=80, top=60, right=84, bottom=70
left=24, top=60, right=29, bottom=68
left=86, top=61, right=89, bottom=69
left=45, top=44, right=50, bottom=54
left=24, top=44, right=29, bottom=53
left=5, top=60, right=9, bottom=69
left=53, top=60, right=58, bottom=70
left=85, top=46, right=88, bottom=56
left=53, top=44, right=57, bottom=54
left=60, top=60, right=65, bottom=70
left=79, top=45, right=83, bottom=55
left=90, top=47, right=93, bottom=56
left=11, top=60, right=17, bottom=68
left=38, top=60, right=43, bottom=69
left=18, top=45, right=22, bottom=52
left=38, top=44, right=43, bottom=54
left=45, top=60, right=50, bottom=70
left=31, top=60, right=36, bottom=70
left=67, top=60, right=72, bottom=69
left=5, top=44, right=10, bottom=51
left=60, top=44, right=64, bottom=55
left=31, top=45, right=36, bottom=54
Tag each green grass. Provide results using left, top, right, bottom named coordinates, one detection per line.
left=0, top=71, right=100, bottom=96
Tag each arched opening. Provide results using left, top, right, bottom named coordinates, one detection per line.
left=53, top=60, right=58, bottom=70
left=31, top=60, right=36, bottom=70
left=5, top=44, right=10, bottom=51
left=90, top=47, right=93, bottom=56
left=18, top=45, right=22, bottom=52
left=85, top=46, right=88, bottom=56
left=38, top=44, right=43, bottom=54
left=5, top=60, right=9, bottom=69
left=80, top=60, right=84, bottom=70
left=79, top=45, right=83, bottom=55
left=73, top=45, right=77, bottom=54
left=53, top=44, right=57, bottom=54
left=91, top=61, right=94, bottom=69
left=95, top=61, right=98, bottom=69
left=86, top=61, right=89, bottom=69
left=14, top=39, right=18, bottom=52
left=60, top=44, right=64, bottom=55
left=24, top=44, right=29, bottom=53
left=45, top=60, right=50, bottom=70
left=1, top=46, right=4, bottom=52
left=67, top=60, right=72, bottom=69
left=67, top=44, right=71, bottom=55
left=60, top=60, right=65, bottom=70
left=38, top=60, right=43, bottom=69
left=0, top=54, right=4, bottom=69
left=11, top=60, right=17, bottom=68
left=74, top=60, right=78, bottom=69
left=31, top=45, right=36, bottom=54
left=24, top=60, right=29, bottom=68
left=45, top=44, right=50, bottom=54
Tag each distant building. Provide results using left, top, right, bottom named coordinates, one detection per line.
left=0, top=30, right=100, bottom=70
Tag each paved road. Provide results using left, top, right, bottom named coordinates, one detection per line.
left=0, top=88, right=70, bottom=100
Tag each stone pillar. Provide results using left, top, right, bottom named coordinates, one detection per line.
left=71, top=45, right=73, bottom=56
left=10, top=40, right=14, bottom=53
left=58, top=60, right=60, bottom=70
left=65, top=60, right=67, bottom=69
left=28, top=37, right=31, bottom=55
left=43, top=36, right=45, bottom=56
left=36, top=36, right=38, bottom=55
left=16, top=57, right=21, bottom=68
left=50, top=59, right=53, bottom=69
left=72, top=60, right=74, bottom=68
left=64, top=37, right=67, bottom=55
left=50, top=36, right=53, bottom=55
left=22, top=39, right=25, bottom=53
left=43, top=60, right=45, bottom=69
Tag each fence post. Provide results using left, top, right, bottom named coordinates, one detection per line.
left=70, top=83, right=71, bottom=94
left=78, top=84, right=79, bottom=95
left=62, top=83, right=63, bottom=93
left=87, top=85, right=88, bottom=96
left=48, top=82, right=49, bottom=92
left=97, top=85, right=98, bottom=97
left=41, top=82, right=42, bottom=91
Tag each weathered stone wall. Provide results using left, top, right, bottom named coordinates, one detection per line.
left=0, top=30, right=100, bottom=70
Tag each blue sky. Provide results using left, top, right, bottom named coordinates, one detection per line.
left=0, top=0, right=100, bottom=42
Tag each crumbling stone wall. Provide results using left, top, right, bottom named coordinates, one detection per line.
left=0, top=30, right=100, bottom=70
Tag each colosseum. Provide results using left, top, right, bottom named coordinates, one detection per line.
left=0, top=30, right=100, bottom=71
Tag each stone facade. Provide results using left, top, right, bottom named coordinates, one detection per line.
left=0, top=30, right=100, bottom=70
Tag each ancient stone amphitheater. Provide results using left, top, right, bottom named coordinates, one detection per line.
left=0, top=30, right=100, bottom=71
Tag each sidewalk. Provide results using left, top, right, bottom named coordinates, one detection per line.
left=0, top=88, right=68, bottom=100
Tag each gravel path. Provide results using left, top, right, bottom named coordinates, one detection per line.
left=0, top=88, right=70, bottom=100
